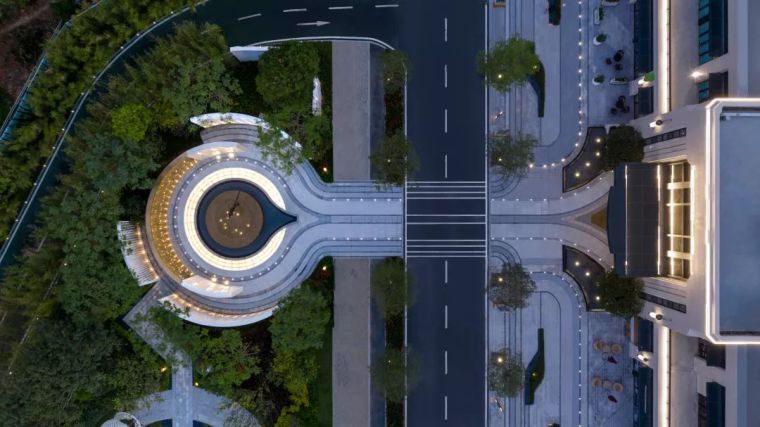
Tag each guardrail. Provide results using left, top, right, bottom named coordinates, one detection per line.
left=0, top=5, right=192, bottom=270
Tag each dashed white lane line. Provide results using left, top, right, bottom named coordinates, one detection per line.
left=445, top=260, right=448, bottom=283
left=375, top=3, right=399, bottom=8
left=444, top=395, right=448, bottom=420
left=444, top=17, right=448, bottom=41
left=283, top=8, right=307, bottom=12
left=444, top=64, right=448, bottom=88
left=328, top=5, right=353, bottom=10
left=237, top=13, right=261, bottom=21
left=444, top=108, right=448, bottom=133
left=444, top=350, right=448, bottom=374
left=444, top=305, right=448, bottom=329
left=444, top=154, right=448, bottom=178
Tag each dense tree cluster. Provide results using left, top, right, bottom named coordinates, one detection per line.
left=0, top=0, right=198, bottom=240
left=601, top=125, right=646, bottom=171
left=478, top=37, right=541, bottom=93
left=596, top=270, right=644, bottom=318
left=488, top=131, right=537, bottom=181
left=489, top=262, right=537, bottom=311
left=488, top=347, right=524, bottom=397
left=0, top=21, right=240, bottom=423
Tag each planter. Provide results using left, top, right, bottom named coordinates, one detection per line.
left=609, top=77, right=628, bottom=85
left=594, top=7, right=604, bottom=25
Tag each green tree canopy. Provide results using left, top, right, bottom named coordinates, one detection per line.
left=488, top=131, right=537, bottom=180
left=382, top=49, right=410, bottom=93
left=596, top=270, right=644, bottom=318
left=258, top=103, right=331, bottom=173
left=489, top=262, right=536, bottom=311
left=256, top=41, right=320, bottom=108
left=371, top=257, right=413, bottom=319
left=601, top=125, right=645, bottom=171
left=371, top=348, right=419, bottom=403
left=478, top=37, right=541, bottom=92
left=270, top=283, right=331, bottom=355
left=488, top=347, right=524, bottom=397
left=370, top=131, right=418, bottom=186
left=111, top=103, right=152, bottom=142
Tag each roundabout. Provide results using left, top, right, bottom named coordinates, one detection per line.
left=139, top=113, right=404, bottom=326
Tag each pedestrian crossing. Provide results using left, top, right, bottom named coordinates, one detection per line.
left=405, top=181, right=487, bottom=258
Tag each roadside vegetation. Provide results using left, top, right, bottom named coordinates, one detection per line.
left=488, top=131, right=537, bottom=181
left=371, top=257, right=415, bottom=425
left=489, top=262, right=537, bottom=311
left=371, top=50, right=417, bottom=187
left=488, top=347, right=524, bottom=398
left=478, top=37, right=541, bottom=93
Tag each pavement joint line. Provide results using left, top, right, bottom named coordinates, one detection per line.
left=283, top=8, right=307, bottom=12
left=237, top=13, right=261, bottom=20
left=328, top=5, right=353, bottom=10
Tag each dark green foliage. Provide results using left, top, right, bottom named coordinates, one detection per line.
left=151, top=305, right=259, bottom=395
left=0, top=0, right=197, bottom=240
left=382, top=50, right=409, bottom=93
left=371, top=348, right=419, bottom=404
left=489, top=131, right=537, bottom=180
left=601, top=125, right=645, bottom=170
left=111, top=103, right=152, bottom=142
left=489, top=262, right=537, bottom=311
left=370, top=131, right=418, bottom=186
left=0, top=0, right=29, bottom=22
left=488, top=347, right=524, bottom=397
left=371, top=257, right=413, bottom=318
left=596, top=270, right=645, bottom=318
left=256, top=41, right=320, bottom=108
left=258, top=103, right=331, bottom=173
left=478, top=37, right=541, bottom=93
left=548, top=0, right=561, bottom=25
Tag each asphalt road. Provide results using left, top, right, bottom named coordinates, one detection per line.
left=0, top=1, right=488, bottom=424
left=398, top=1, right=488, bottom=425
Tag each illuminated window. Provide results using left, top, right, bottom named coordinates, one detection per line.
left=665, top=162, right=691, bottom=279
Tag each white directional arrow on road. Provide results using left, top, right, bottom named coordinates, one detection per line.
left=296, top=21, right=330, bottom=27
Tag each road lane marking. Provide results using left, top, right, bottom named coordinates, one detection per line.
left=445, top=260, right=448, bottom=283
left=237, top=13, right=261, bottom=21
left=283, top=8, right=307, bottom=12
left=444, top=350, right=448, bottom=374
left=375, top=3, right=399, bottom=7
left=444, top=396, right=448, bottom=420
left=328, top=6, right=353, bottom=10
left=444, top=17, right=448, bottom=41
left=297, top=21, right=330, bottom=26
left=444, top=108, right=448, bottom=133
left=444, top=64, right=448, bottom=88
left=445, top=305, right=448, bottom=329
left=444, top=154, right=448, bottom=178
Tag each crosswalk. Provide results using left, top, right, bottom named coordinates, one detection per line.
left=405, top=181, right=487, bottom=258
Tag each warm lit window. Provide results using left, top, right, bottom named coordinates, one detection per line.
left=666, top=162, right=691, bottom=279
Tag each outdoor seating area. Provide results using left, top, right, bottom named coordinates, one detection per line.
left=588, top=0, right=634, bottom=125
left=588, top=313, right=634, bottom=425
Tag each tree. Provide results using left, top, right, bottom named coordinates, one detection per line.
left=111, top=103, right=152, bottom=142
left=256, top=41, right=320, bottom=108
left=489, top=262, right=536, bottom=311
left=478, top=37, right=541, bottom=92
left=370, top=131, right=418, bottom=186
left=371, top=348, right=419, bottom=403
left=371, top=257, right=413, bottom=319
left=258, top=103, right=331, bottom=173
left=382, top=49, right=410, bottom=93
left=270, top=283, right=331, bottom=355
left=198, top=330, right=259, bottom=394
left=488, top=131, right=537, bottom=180
left=596, top=270, right=644, bottom=318
left=601, top=125, right=645, bottom=170
left=488, top=347, right=524, bottom=397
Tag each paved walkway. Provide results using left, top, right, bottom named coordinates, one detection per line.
left=125, top=284, right=257, bottom=426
